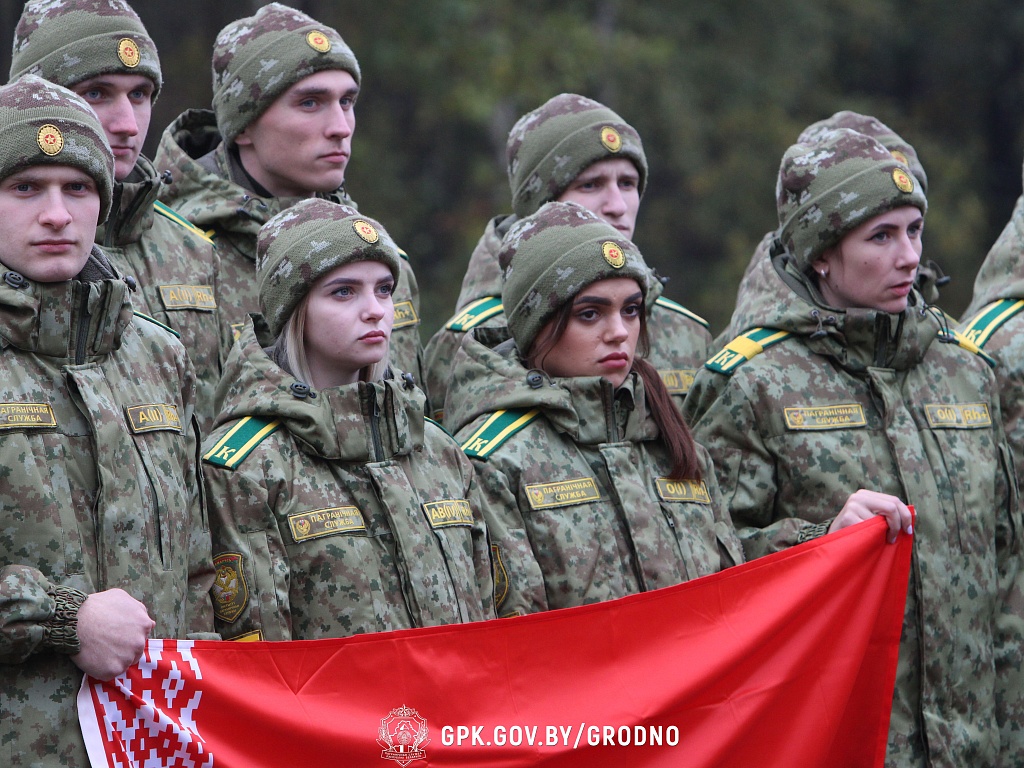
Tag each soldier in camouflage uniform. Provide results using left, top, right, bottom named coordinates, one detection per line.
left=202, top=199, right=492, bottom=641
left=10, top=0, right=229, bottom=432
left=424, top=93, right=711, bottom=422
left=0, top=75, right=216, bottom=768
left=960, top=162, right=1024, bottom=485
left=153, top=2, right=423, bottom=384
left=445, top=201, right=744, bottom=617
left=717, top=110, right=942, bottom=349
left=685, top=128, right=1024, bottom=767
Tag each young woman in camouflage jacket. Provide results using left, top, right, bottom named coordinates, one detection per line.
left=202, top=199, right=493, bottom=641
left=686, top=128, right=1023, bottom=767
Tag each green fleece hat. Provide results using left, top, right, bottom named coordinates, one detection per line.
left=10, top=0, right=162, bottom=100
left=798, top=110, right=927, bottom=194
left=212, top=3, right=360, bottom=145
left=257, top=198, right=401, bottom=337
left=0, top=75, right=113, bottom=223
left=777, top=128, right=928, bottom=269
left=500, top=201, right=649, bottom=353
left=506, top=93, right=648, bottom=219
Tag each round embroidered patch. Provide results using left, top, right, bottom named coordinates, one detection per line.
left=306, top=30, right=332, bottom=53
left=600, top=126, right=622, bottom=153
left=117, top=37, right=141, bottom=68
left=602, top=241, right=625, bottom=268
left=353, top=219, right=379, bottom=243
left=890, top=149, right=909, bottom=167
left=37, top=124, right=63, bottom=156
left=892, top=167, right=914, bottom=194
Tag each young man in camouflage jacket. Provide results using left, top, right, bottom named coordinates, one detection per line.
left=0, top=75, right=216, bottom=768
left=153, top=2, right=423, bottom=384
left=10, top=0, right=230, bottom=431
left=423, top=93, right=712, bottom=421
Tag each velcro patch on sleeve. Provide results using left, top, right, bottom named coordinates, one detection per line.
left=212, top=552, right=248, bottom=624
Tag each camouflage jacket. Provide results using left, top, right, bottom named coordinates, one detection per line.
left=0, top=251, right=215, bottom=767
left=201, top=318, right=493, bottom=642
left=424, top=214, right=713, bottom=422
left=97, top=154, right=230, bottom=433
left=154, top=109, right=423, bottom=383
left=446, top=333, right=742, bottom=619
left=960, top=192, right=1024, bottom=486
left=685, top=251, right=1024, bottom=768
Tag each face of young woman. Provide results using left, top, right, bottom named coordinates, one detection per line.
left=302, top=260, right=395, bottom=389
left=534, top=277, right=643, bottom=388
left=811, top=206, right=923, bottom=313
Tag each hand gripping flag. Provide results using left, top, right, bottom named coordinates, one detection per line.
left=80, top=517, right=911, bottom=768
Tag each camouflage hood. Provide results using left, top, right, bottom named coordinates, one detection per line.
left=455, top=213, right=518, bottom=308
left=0, top=247, right=132, bottom=359
left=213, top=317, right=426, bottom=462
left=962, top=193, right=1024, bottom=317
left=444, top=332, right=658, bottom=446
left=727, top=243, right=941, bottom=373
left=96, top=154, right=161, bottom=248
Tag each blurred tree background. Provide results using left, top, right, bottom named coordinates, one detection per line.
left=3, top=0, right=1024, bottom=339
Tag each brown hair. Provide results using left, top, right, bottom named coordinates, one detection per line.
left=526, top=296, right=702, bottom=481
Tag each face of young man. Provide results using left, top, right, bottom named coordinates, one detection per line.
left=72, top=73, right=155, bottom=182
left=556, top=157, right=642, bottom=239
left=235, top=69, right=359, bottom=198
left=0, top=165, right=101, bottom=282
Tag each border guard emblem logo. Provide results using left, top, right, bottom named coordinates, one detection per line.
left=378, top=706, right=430, bottom=766
left=37, top=124, right=63, bottom=156
left=117, top=38, right=141, bottom=68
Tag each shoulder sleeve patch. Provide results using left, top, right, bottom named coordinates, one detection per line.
left=654, top=296, right=710, bottom=329
left=444, top=296, right=505, bottom=332
left=153, top=200, right=216, bottom=245
left=203, top=416, right=282, bottom=469
left=133, top=311, right=181, bottom=339
left=960, top=298, right=1024, bottom=349
left=460, top=408, right=540, bottom=459
left=704, top=327, right=791, bottom=375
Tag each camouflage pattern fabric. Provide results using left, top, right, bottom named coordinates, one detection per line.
left=424, top=213, right=711, bottom=421
left=685, top=249, right=1024, bottom=767
left=446, top=333, right=742, bottom=618
left=97, top=154, right=230, bottom=433
left=154, top=108, right=424, bottom=384
left=0, top=250, right=216, bottom=767
left=202, top=318, right=493, bottom=641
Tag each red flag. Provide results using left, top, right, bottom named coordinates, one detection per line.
left=79, top=518, right=910, bottom=768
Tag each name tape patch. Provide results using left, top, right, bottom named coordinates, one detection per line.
left=0, top=402, right=57, bottom=429
left=525, top=477, right=601, bottom=510
left=660, top=369, right=696, bottom=395
left=924, top=403, right=992, bottom=429
left=784, top=404, right=867, bottom=430
left=126, top=403, right=181, bottom=434
left=423, top=499, right=474, bottom=528
left=159, top=284, right=217, bottom=311
left=288, top=506, right=366, bottom=543
left=656, top=478, right=711, bottom=504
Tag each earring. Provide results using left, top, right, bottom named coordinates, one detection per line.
left=819, top=268, right=828, bottom=278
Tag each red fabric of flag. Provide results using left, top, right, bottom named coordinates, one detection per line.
left=80, top=517, right=911, bottom=768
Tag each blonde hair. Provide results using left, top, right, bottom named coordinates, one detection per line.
left=272, top=293, right=391, bottom=387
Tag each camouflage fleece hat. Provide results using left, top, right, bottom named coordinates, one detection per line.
left=10, top=0, right=162, bottom=100
left=212, top=3, right=360, bottom=144
left=798, top=110, right=928, bottom=194
left=257, top=198, right=401, bottom=337
left=507, top=94, right=648, bottom=219
left=500, top=201, right=649, bottom=354
left=777, top=128, right=928, bottom=270
left=0, top=75, right=113, bottom=223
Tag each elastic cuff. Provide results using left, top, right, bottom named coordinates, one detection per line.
left=797, top=520, right=834, bottom=544
left=42, top=586, right=88, bottom=654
